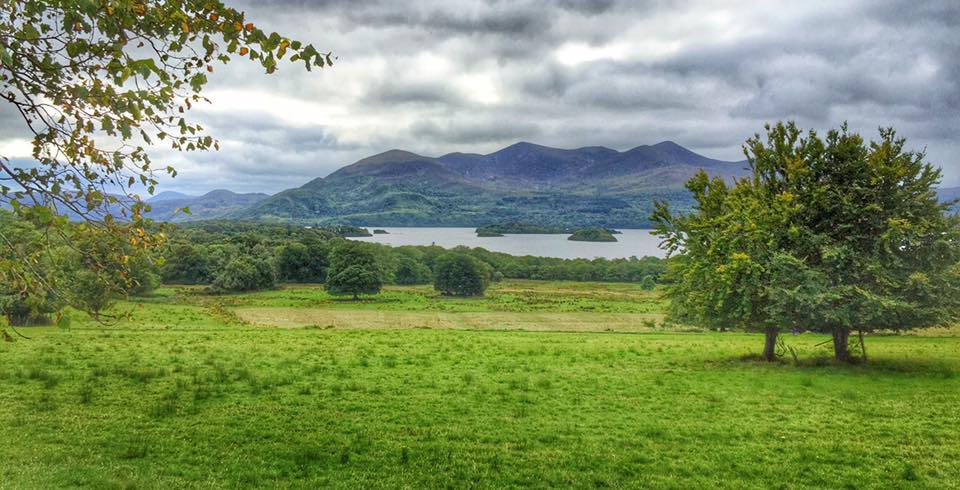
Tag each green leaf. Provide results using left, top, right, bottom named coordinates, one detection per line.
left=21, top=24, right=40, bottom=41
left=189, top=73, right=208, bottom=92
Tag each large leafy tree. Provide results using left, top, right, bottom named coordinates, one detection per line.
left=655, top=122, right=960, bottom=363
left=0, top=0, right=330, bottom=330
left=752, top=123, right=960, bottom=362
left=433, top=252, right=491, bottom=297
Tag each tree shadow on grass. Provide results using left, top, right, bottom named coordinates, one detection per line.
left=727, top=352, right=956, bottom=378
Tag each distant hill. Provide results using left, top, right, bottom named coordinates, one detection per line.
left=147, top=189, right=269, bottom=222
left=237, top=141, right=750, bottom=227
left=147, top=191, right=194, bottom=202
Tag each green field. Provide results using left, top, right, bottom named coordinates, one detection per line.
left=2, top=281, right=959, bottom=488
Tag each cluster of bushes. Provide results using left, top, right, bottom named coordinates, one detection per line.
left=160, top=222, right=666, bottom=296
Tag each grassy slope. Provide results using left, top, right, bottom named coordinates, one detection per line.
left=1, top=282, right=958, bottom=488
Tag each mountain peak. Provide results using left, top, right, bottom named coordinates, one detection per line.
left=201, top=189, right=238, bottom=199
left=355, top=149, right=430, bottom=166
left=652, top=140, right=682, bottom=149
left=147, top=190, right=193, bottom=202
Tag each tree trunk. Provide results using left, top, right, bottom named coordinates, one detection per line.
left=858, top=329, right=867, bottom=363
left=762, top=328, right=778, bottom=362
left=832, top=327, right=851, bottom=363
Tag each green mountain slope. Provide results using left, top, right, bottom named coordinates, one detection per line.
left=236, top=141, right=749, bottom=227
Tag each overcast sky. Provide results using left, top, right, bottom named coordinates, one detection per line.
left=3, top=0, right=959, bottom=194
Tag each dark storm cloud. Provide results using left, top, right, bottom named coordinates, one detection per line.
left=411, top=119, right=543, bottom=145
left=4, top=0, right=959, bottom=193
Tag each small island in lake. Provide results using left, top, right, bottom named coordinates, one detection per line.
left=372, top=229, right=389, bottom=234
left=476, top=222, right=570, bottom=236
left=568, top=228, right=618, bottom=242
left=319, top=225, right=372, bottom=237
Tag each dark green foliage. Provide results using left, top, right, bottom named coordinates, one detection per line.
left=325, top=242, right=383, bottom=299
left=162, top=242, right=213, bottom=285
left=434, top=253, right=491, bottom=297
left=748, top=123, right=960, bottom=362
left=211, top=255, right=277, bottom=293
left=568, top=228, right=618, bottom=242
left=393, top=257, right=432, bottom=285
left=640, top=275, right=656, bottom=291
left=277, top=241, right=329, bottom=283
left=327, top=265, right=382, bottom=299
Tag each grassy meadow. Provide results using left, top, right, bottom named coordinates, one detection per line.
left=1, top=280, right=959, bottom=488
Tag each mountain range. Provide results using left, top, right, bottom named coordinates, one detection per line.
left=147, top=142, right=959, bottom=227
left=231, top=141, right=750, bottom=227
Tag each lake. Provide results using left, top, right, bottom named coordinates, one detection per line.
left=350, top=227, right=666, bottom=259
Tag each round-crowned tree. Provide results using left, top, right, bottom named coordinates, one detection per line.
left=640, top=275, right=657, bottom=291
left=327, top=265, right=382, bottom=300
left=433, top=253, right=491, bottom=297
left=325, top=242, right=383, bottom=299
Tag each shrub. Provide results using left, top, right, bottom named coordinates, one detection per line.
left=640, top=275, right=656, bottom=291
left=433, top=253, right=491, bottom=297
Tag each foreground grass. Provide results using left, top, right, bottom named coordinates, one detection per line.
left=1, top=282, right=958, bottom=488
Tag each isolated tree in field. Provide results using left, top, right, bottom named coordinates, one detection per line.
left=433, top=253, right=491, bottom=297
left=0, top=0, right=330, bottom=332
left=640, top=275, right=656, bottom=291
left=655, top=121, right=960, bottom=363
left=326, top=242, right=383, bottom=300
left=744, top=123, right=960, bottom=362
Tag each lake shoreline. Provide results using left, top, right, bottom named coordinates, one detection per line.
left=349, top=227, right=665, bottom=260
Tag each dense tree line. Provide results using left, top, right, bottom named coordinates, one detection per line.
left=158, top=223, right=667, bottom=294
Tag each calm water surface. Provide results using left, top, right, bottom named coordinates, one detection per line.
left=350, top=228, right=665, bottom=259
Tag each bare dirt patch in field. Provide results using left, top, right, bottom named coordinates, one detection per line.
left=233, top=308, right=666, bottom=332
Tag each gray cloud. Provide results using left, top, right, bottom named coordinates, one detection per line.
left=3, top=0, right=959, bottom=194
left=411, top=118, right=543, bottom=145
